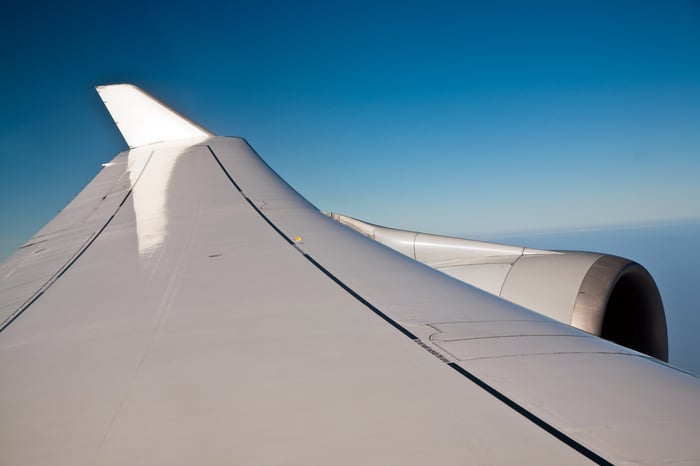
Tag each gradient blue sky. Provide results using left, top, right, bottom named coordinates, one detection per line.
left=1, top=0, right=699, bottom=260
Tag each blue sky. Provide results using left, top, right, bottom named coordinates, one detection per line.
left=1, top=0, right=699, bottom=260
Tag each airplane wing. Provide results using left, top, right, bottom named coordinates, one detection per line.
left=1, top=84, right=698, bottom=465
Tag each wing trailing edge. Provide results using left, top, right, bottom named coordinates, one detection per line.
left=96, top=84, right=213, bottom=148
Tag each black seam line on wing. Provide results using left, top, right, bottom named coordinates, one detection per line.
left=207, top=145, right=612, bottom=466
left=207, top=146, right=415, bottom=337
left=448, top=363, right=612, bottom=465
left=0, top=150, right=156, bottom=334
left=207, top=146, right=294, bottom=246
left=302, top=254, right=419, bottom=340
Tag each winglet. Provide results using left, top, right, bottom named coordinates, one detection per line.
left=96, top=84, right=213, bottom=148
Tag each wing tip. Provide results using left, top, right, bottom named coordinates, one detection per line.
left=95, top=83, right=213, bottom=148
left=95, top=82, right=137, bottom=96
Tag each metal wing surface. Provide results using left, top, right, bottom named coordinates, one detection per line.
left=1, top=85, right=698, bottom=465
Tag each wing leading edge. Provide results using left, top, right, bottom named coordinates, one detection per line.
left=0, top=85, right=698, bottom=465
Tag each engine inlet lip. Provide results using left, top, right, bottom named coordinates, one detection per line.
left=572, top=255, right=668, bottom=361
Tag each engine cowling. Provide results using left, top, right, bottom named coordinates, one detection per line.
left=498, top=252, right=667, bottom=361
left=327, top=212, right=668, bottom=361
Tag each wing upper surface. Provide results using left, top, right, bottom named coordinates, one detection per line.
left=1, top=86, right=699, bottom=465
left=209, top=137, right=700, bottom=465
left=1, top=140, right=595, bottom=465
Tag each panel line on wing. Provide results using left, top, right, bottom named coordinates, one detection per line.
left=208, top=145, right=420, bottom=339
left=448, top=362, right=613, bottom=466
left=207, top=146, right=295, bottom=246
left=0, top=150, right=156, bottom=333
left=301, top=253, right=420, bottom=340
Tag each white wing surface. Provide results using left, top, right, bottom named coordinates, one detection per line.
left=0, top=85, right=698, bottom=465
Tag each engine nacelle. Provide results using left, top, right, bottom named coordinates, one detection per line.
left=327, top=212, right=668, bottom=361
left=498, top=252, right=667, bottom=361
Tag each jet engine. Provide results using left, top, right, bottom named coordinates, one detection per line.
left=327, top=212, right=667, bottom=361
